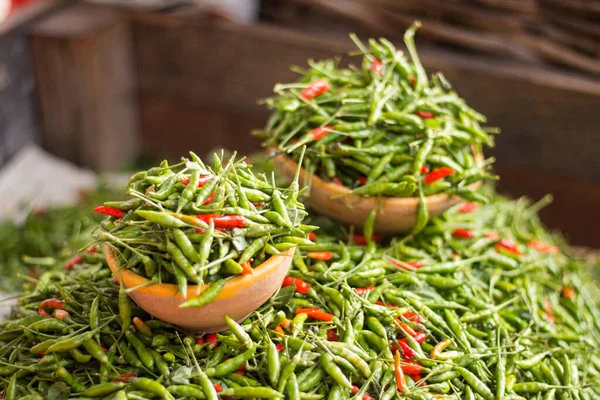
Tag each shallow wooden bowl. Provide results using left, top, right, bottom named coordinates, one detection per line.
left=105, top=245, right=295, bottom=332
left=272, top=151, right=481, bottom=235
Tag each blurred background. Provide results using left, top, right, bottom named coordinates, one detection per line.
left=0, top=0, right=599, bottom=252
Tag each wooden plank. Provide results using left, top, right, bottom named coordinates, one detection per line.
left=30, top=3, right=138, bottom=170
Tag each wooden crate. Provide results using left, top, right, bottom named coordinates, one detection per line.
left=29, top=3, right=138, bottom=170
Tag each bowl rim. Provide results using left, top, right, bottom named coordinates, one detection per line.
left=270, top=147, right=483, bottom=207
left=105, top=244, right=296, bottom=301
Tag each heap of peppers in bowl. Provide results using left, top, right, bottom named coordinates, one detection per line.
left=256, top=23, right=497, bottom=204
left=93, top=151, right=315, bottom=306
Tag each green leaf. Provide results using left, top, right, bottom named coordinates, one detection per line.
left=48, top=382, right=70, bottom=400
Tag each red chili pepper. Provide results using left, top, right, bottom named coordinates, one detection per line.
left=403, top=312, right=421, bottom=323
left=332, top=177, right=344, bottom=186
left=528, top=240, right=559, bottom=254
left=416, top=111, right=435, bottom=119
left=64, top=255, right=83, bottom=270
left=240, top=260, right=253, bottom=275
left=354, top=286, right=375, bottom=296
left=412, top=374, right=425, bottom=386
left=393, top=339, right=415, bottom=359
left=420, top=166, right=429, bottom=174
left=352, top=234, right=382, bottom=245
left=112, top=371, right=137, bottom=383
left=459, top=202, right=479, bottom=213
left=425, top=167, right=455, bottom=185
left=401, top=361, right=424, bottom=375
left=213, top=384, right=223, bottom=393
left=308, top=232, right=317, bottom=241
left=356, top=176, right=368, bottom=186
left=496, top=238, right=521, bottom=257
left=276, top=343, right=284, bottom=352
left=399, top=323, right=417, bottom=337
left=351, top=386, right=374, bottom=400
left=181, top=175, right=211, bottom=186
left=327, top=330, right=339, bottom=342
left=195, top=337, right=205, bottom=345
left=414, top=332, right=427, bottom=344
left=53, top=309, right=69, bottom=321
left=562, top=286, right=576, bottom=300
left=375, top=301, right=398, bottom=308
left=394, top=350, right=407, bottom=391
left=195, top=214, right=246, bottom=230
left=307, top=251, right=333, bottom=261
left=38, top=308, right=51, bottom=318
left=409, top=76, right=416, bottom=87
left=112, top=276, right=120, bottom=286
left=407, top=260, right=423, bottom=269
left=85, top=245, right=99, bottom=254
left=282, top=276, right=312, bottom=295
left=234, top=363, right=246, bottom=375
left=252, top=201, right=265, bottom=207
left=544, top=299, right=555, bottom=324
left=295, top=307, right=334, bottom=322
left=370, top=58, right=383, bottom=74
left=206, top=333, right=218, bottom=348
left=310, top=125, right=333, bottom=141
left=301, top=79, right=330, bottom=99
left=280, top=318, right=291, bottom=330
left=94, top=205, right=125, bottom=219
left=40, top=298, right=65, bottom=309
left=203, top=191, right=216, bottom=205
left=452, top=228, right=474, bottom=239
left=485, top=232, right=500, bottom=240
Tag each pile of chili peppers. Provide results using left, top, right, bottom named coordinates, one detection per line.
left=257, top=23, right=497, bottom=231
left=0, top=184, right=119, bottom=293
left=1, top=187, right=599, bottom=399
left=93, top=151, right=314, bottom=307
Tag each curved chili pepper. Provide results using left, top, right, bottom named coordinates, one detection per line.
left=94, top=205, right=125, bottom=218
left=53, top=309, right=69, bottom=321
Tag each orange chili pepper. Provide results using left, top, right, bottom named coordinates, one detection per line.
left=40, top=298, right=65, bottom=309
left=459, top=202, right=479, bottom=213
left=307, top=251, right=333, bottom=261
left=394, top=350, right=407, bottom=391
left=430, top=339, right=452, bottom=359
left=241, top=260, right=253, bottom=275
left=53, top=309, right=69, bottom=321
left=562, top=286, right=576, bottom=300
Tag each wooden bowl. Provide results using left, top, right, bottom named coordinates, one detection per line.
left=272, top=151, right=482, bottom=234
left=105, top=245, right=295, bottom=332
